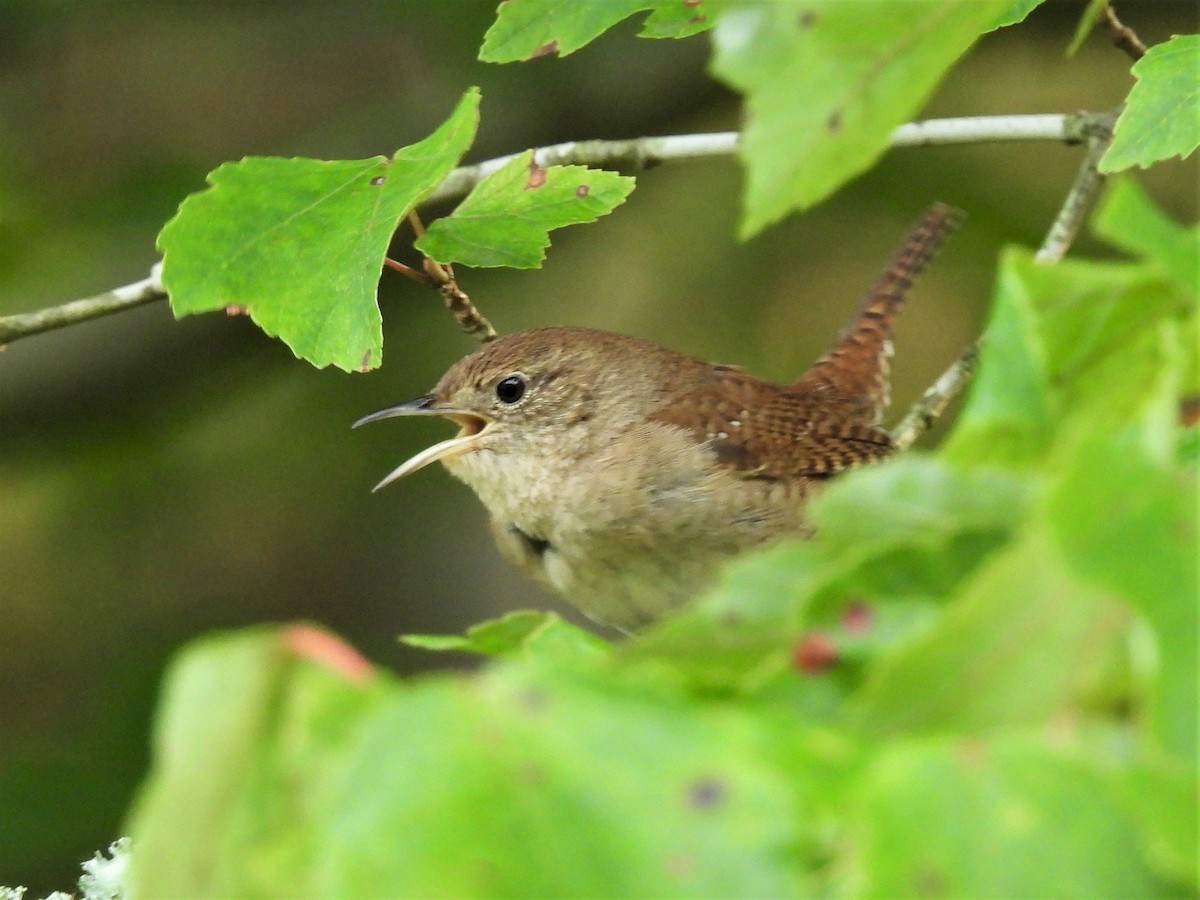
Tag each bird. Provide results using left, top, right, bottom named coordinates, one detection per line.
left=356, top=203, right=962, bottom=632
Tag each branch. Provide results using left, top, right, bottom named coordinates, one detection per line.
left=428, top=113, right=1098, bottom=205
left=890, top=114, right=1118, bottom=450
left=0, top=112, right=1112, bottom=348
left=0, top=264, right=164, bottom=346
left=1103, top=4, right=1147, bottom=62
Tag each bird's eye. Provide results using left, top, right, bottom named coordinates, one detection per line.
left=495, top=374, right=527, bottom=404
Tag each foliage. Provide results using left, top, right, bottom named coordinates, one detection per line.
left=106, top=1, right=1200, bottom=897
left=415, top=151, right=635, bottom=268
left=1102, top=34, right=1200, bottom=173
left=709, top=0, right=1012, bottom=236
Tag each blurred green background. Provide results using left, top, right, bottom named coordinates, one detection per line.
left=1, top=1, right=1195, bottom=891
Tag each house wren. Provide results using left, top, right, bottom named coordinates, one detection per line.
left=357, top=204, right=962, bottom=632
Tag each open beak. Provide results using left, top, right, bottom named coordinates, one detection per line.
left=353, top=395, right=493, bottom=492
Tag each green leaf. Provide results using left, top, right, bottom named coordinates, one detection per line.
left=640, top=1, right=722, bottom=39
left=801, top=455, right=1029, bottom=614
left=709, top=0, right=1010, bottom=237
left=477, top=0, right=721, bottom=60
left=316, top=661, right=803, bottom=897
left=158, top=88, right=480, bottom=371
left=415, top=151, right=635, bottom=268
left=626, top=540, right=813, bottom=690
left=1115, top=754, right=1200, bottom=887
left=402, top=609, right=609, bottom=660
left=1065, top=0, right=1111, bottom=56
left=944, top=247, right=1186, bottom=466
left=126, top=627, right=391, bottom=898
left=1102, top=34, right=1200, bottom=172
left=991, top=0, right=1050, bottom=31
left=849, top=735, right=1175, bottom=897
left=1048, top=326, right=1198, bottom=762
left=629, top=455, right=1029, bottom=691
left=853, top=525, right=1126, bottom=735
left=1092, top=178, right=1200, bottom=295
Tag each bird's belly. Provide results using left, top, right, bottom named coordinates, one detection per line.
left=492, top=479, right=806, bottom=632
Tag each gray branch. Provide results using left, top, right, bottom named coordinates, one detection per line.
left=0, top=112, right=1109, bottom=348
left=890, top=112, right=1117, bottom=450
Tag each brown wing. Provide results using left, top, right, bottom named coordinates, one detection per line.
left=792, top=202, right=964, bottom=426
left=653, top=365, right=894, bottom=481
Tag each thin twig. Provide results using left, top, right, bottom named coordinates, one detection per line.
left=383, top=257, right=429, bottom=284
left=1035, top=117, right=1116, bottom=264
left=0, top=264, right=165, bottom=346
left=1103, top=4, right=1147, bottom=61
left=0, top=112, right=1114, bottom=348
left=890, top=345, right=980, bottom=451
left=401, top=209, right=498, bottom=342
left=891, top=113, right=1118, bottom=448
left=426, top=264, right=498, bottom=343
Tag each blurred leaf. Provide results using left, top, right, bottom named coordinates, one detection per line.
left=627, top=540, right=813, bottom=690
left=416, top=151, right=635, bottom=268
left=402, top=609, right=609, bottom=660
left=944, top=247, right=1185, bottom=466
left=709, top=0, right=1009, bottom=237
left=1180, top=426, right=1200, bottom=465
left=126, top=627, right=390, bottom=898
left=316, top=660, right=805, bottom=898
left=801, top=456, right=1029, bottom=614
left=1102, top=34, right=1200, bottom=172
left=159, top=89, right=479, bottom=371
left=479, top=0, right=708, bottom=62
left=630, top=456, right=1029, bottom=690
left=1065, top=0, right=1111, bottom=56
left=1092, top=179, right=1200, bottom=295
left=1049, top=337, right=1198, bottom=762
left=848, top=735, right=1176, bottom=897
left=1116, top=754, right=1200, bottom=888
left=853, top=525, right=1125, bottom=735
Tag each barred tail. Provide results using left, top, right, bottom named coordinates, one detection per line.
left=792, top=202, right=964, bottom=425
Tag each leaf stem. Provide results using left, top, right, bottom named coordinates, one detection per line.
left=1103, top=4, right=1147, bottom=61
left=0, top=111, right=1112, bottom=348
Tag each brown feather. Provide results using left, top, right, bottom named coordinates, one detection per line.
left=652, top=203, right=963, bottom=480
left=792, top=202, right=964, bottom=425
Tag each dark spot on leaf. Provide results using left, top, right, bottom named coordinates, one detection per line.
left=914, top=866, right=948, bottom=897
left=842, top=599, right=873, bottom=633
left=575, top=184, right=590, bottom=198
left=519, top=687, right=549, bottom=713
left=687, top=776, right=727, bottom=810
left=827, top=110, right=842, bottom=132
left=525, top=161, right=548, bottom=190
left=689, top=14, right=707, bottom=24
left=360, top=349, right=373, bottom=372
left=798, top=10, right=817, bottom=28
left=956, top=737, right=988, bottom=769
left=664, top=853, right=696, bottom=880
left=369, top=175, right=386, bottom=186
left=224, top=304, right=247, bottom=316
left=720, top=609, right=744, bottom=628
left=1180, top=394, right=1200, bottom=426
left=529, top=40, right=558, bottom=59
left=792, top=632, right=838, bottom=673
left=517, top=764, right=545, bottom=786
left=684, top=0, right=701, bottom=7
